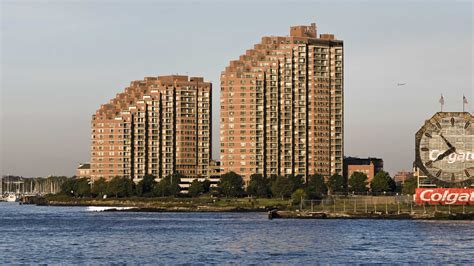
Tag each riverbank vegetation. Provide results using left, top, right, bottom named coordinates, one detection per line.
left=44, top=194, right=291, bottom=211
left=58, top=170, right=406, bottom=206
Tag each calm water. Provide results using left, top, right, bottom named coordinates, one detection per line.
left=0, top=203, right=473, bottom=264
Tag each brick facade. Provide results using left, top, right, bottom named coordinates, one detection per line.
left=220, top=23, right=344, bottom=182
left=90, top=75, right=212, bottom=182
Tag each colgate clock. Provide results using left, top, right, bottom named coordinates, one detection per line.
left=415, top=112, right=474, bottom=185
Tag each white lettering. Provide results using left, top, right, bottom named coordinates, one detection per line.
left=442, top=191, right=449, bottom=201
left=420, top=189, right=434, bottom=201
left=448, top=153, right=457, bottom=163
left=432, top=192, right=442, bottom=202
left=446, top=193, right=458, bottom=205
left=458, top=194, right=470, bottom=202
left=427, top=149, right=474, bottom=164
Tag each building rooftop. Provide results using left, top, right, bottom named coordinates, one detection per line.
left=77, top=163, right=91, bottom=170
left=290, top=23, right=317, bottom=38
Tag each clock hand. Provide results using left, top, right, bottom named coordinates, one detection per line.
left=440, top=134, right=455, bottom=150
left=433, top=147, right=456, bottom=162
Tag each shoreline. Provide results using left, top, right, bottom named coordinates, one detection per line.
left=268, top=210, right=474, bottom=220
left=29, top=196, right=281, bottom=213
left=20, top=196, right=474, bottom=220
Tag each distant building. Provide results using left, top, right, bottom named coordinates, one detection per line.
left=76, top=163, right=91, bottom=178
left=220, top=23, right=344, bottom=182
left=393, top=171, right=413, bottom=185
left=344, top=157, right=383, bottom=183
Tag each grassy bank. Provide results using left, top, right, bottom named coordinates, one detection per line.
left=42, top=195, right=292, bottom=212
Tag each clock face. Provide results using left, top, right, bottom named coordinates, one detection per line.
left=416, top=112, right=474, bottom=183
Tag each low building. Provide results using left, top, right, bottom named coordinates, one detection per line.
left=179, top=160, right=221, bottom=193
left=393, top=171, right=413, bottom=185
left=208, top=160, right=221, bottom=188
left=344, top=157, right=384, bottom=183
left=76, top=163, right=91, bottom=178
left=412, top=163, right=435, bottom=188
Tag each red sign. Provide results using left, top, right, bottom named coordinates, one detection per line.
left=415, top=188, right=474, bottom=205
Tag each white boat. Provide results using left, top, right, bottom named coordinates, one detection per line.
left=6, top=193, right=19, bottom=203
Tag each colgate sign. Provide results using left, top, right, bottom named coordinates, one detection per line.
left=415, top=188, right=474, bottom=205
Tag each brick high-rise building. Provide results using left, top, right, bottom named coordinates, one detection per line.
left=90, top=75, right=212, bottom=182
left=220, top=23, right=344, bottom=182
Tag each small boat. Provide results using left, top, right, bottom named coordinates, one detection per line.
left=6, top=193, right=19, bottom=203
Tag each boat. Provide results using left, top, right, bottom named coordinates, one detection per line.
left=6, top=193, right=19, bottom=203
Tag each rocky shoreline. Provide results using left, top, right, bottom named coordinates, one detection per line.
left=268, top=210, right=474, bottom=220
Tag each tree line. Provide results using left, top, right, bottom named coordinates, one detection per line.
left=60, top=174, right=185, bottom=198
left=60, top=170, right=413, bottom=199
left=226, top=170, right=404, bottom=200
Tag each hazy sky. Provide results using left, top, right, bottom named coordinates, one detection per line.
left=1, top=0, right=472, bottom=177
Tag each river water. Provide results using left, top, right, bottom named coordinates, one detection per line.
left=0, top=203, right=473, bottom=264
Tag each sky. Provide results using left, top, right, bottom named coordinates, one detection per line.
left=1, top=0, right=473, bottom=177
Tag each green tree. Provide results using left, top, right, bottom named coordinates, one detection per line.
left=271, top=176, right=293, bottom=199
left=370, top=171, right=396, bottom=193
left=188, top=179, right=204, bottom=197
left=154, top=180, right=168, bottom=197
left=201, top=179, right=211, bottom=194
left=327, top=174, right=345, bottom=195
left=153, top=173, right=182, bottom=197
left=348, top=172, right=368, bottom=193
left=218, top=172, right=244, bottom=197
left=291, top=188, right=308, bottom=205
left=246, top=174, right=270, bottom=198
left=305, top=174, right=328, bottom=199
left=401, top=177, right=417, bottom=195
left=136, top=175, right=157, bottom=197
left=107, top=176, right=134, bottom=198
left=169, top=173, right=183, bottom=196
left=76, top=178, right=91, bottom=197
left=92, top=177, right=107, bottom=198
left=60, top=178, right=78, bottom=196
left=287, top=175, right=304, bottom=192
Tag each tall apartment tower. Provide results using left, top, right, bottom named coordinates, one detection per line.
left=90, top=75, right=212, bottom=182
left=220, top=23, right=343, bottom=182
